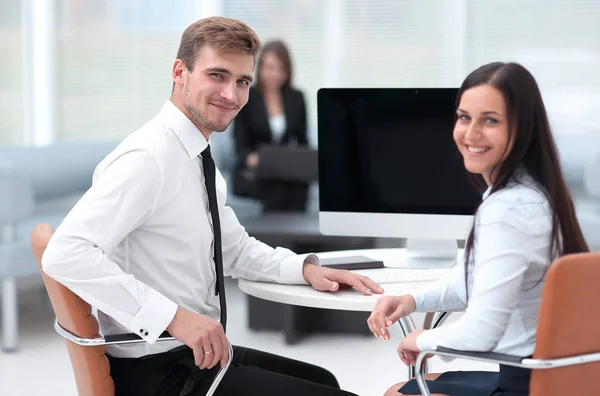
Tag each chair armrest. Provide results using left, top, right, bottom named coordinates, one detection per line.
left=434, top=347, right=525, bottom=364
left=54, top=318, right=233, bottom=396
left=54, top=319, right=175, bottom=346
left=414, top=347, right=600, bottom=396
left=414, top=348, right=526, bottom=396
left=206, top=341, right=235, bottom=396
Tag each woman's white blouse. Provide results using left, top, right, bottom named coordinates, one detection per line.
left=269, top=114, right=286, bottom=143
left=412, top=176, right=554, bottom=357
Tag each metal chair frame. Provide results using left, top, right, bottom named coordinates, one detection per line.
left=414, top=344, right=600, bottom=395
left=54, top=319, right=233, bottom=396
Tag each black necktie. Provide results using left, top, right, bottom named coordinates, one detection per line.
left=201, top=145, right=227, bottom=331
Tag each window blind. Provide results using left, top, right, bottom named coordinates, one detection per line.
left=0, top=1, right=23, bottom=146
left=56, top=0, right=196, bottom=141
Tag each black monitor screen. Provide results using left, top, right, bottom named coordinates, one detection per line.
left=318, top=88, right=481, bottom=215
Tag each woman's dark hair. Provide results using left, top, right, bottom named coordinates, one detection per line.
left=255, top=40, right=293, bottom=91
left=460, top=62, right=589, bottom=298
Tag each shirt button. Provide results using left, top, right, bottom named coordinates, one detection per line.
left=139, top=328, right=145, bottom=334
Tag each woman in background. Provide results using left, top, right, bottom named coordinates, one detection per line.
left=368, top=62, right=589, bottom=396
left=233, top=40, right=309, bottom=211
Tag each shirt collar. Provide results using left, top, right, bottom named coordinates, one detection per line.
left=481, top=168, right=536, bottom=201
left=160, top=100, right=209, bottom=159
left=482, top=186, right=492, bottom=200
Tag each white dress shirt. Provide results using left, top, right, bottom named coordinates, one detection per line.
left=42, top=100, right=318, bottom=358
left=412, top=174, right=554, bottom=357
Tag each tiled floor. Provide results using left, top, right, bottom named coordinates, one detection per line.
left=0, top=278, right=495, bottom=396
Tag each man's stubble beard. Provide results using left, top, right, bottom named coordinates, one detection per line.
left=182, top=84, right=233, bottom=133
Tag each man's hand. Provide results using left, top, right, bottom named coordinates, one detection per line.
left=367, top=294, right=416, bottom=340
left=397, top=329, right=426, bottom=366
left=166, top=307, right=229, bottom=369
left=302, top=263, right=384, bottom=296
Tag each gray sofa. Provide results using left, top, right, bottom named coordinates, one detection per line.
left=1, top=132, right=599, bottom=352
left=0, top=141, right=118, bottom=351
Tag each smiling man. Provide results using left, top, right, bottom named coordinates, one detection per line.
left=41, top=17, right=380, bottom=396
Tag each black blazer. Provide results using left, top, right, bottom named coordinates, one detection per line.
left=233, top=86, right=308, bottom=169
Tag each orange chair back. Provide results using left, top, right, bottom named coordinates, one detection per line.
left=31, top=224, right=115, bottom=396
left=530, top=252, right=600, bottom=395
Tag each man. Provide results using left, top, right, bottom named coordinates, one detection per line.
left=42, top=17, right=382, bottom=396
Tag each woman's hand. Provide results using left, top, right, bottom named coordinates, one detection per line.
left=246, top=152, right=259, bottom=168
left=397, top=329, right=426, bottom=366
left=367, top=294, right=416, bottom=340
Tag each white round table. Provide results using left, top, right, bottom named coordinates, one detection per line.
left=238, top=248, right=449, bottom=377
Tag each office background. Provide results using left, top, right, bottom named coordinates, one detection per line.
left=1, top=1, right=600, bottom=395
left=1, top=0, right=600, bottom=149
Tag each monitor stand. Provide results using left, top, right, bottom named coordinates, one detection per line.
left=385, top=238, right=459, bottom=269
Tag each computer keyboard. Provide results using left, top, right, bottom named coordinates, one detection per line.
left=352, top=266, right=461, bottom=284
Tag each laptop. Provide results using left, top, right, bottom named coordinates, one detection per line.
left=255, top=145, right=318, bottom=183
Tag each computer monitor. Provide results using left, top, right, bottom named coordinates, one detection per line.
left=317, top=88, right=482, bottom=268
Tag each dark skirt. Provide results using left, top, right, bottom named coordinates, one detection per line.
left=398, top=364, right=531, bottom=396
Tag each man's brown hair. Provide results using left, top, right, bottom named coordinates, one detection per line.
left=176, top=17, right=262, bottom=71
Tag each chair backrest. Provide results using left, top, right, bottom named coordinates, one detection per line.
left=31, top=223, right=115, bottom=396
left=530, top=252, right=600, bottom=396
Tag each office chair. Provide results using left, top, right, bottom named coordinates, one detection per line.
left=414, top=252, right=600, bottom=396
left=31, top=223, right=232, bottom=396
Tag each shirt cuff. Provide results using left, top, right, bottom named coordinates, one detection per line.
left=279, top=253, right=320, bottom=284
left=409, top=291, right=427, bottom=312
left=127, top=289, right=178, bottom=344
left=417, top=329, right=457, bottom=362
left=416, top=329, right=438, bottom=351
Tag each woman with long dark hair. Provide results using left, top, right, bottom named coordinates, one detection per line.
left=367, top=62, right=589, bottom=396
left=232, top=40, right=310, bottom=211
